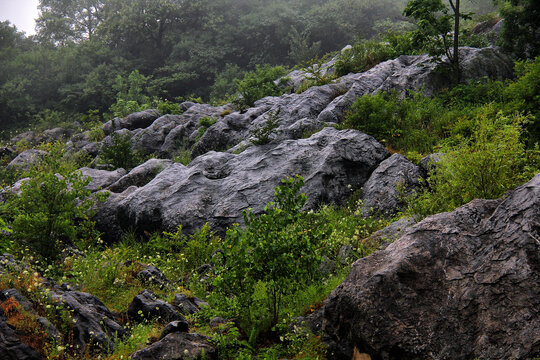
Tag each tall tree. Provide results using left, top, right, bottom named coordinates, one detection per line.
left=404, top=0, right=470, bottom=83
left=497, top=0, right=540, bottom=59
left=36, top=0, right=106, bottom=44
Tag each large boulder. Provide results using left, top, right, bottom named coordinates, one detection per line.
left=320, top=173, right=540, bottom=360
left=361, top=153, right=422, bottom=217
left=102, top=110, right=160, bottom=135
left=128, top=290, right=185, bottom=324
left=96, top=127, right=389, bottom=238
left=130, top=332, right=216, bottom=360
left=107, top=158, right=172, bottom=193
left=49, top=289, right=125, bottom=354
left=7, top=149, right=47, bottom=172
left=79, top=167, right=127, bottom=192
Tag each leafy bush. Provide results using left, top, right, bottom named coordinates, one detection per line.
left=341, top=90, right=450, bottom=154
left=195, top=116, right=218, bottom=142
left=407, top=112, right=536, bottom=217
left=213, top=176, right=330, bottom=340
left=233, top=65, right=289, bottom=110
left=99, top=132, right=144, bottom=170
left=341, top=91, right=399, bottom=140
left=2, top=143, right=103, bottom=263
left=335, top=31, right=417, bottom=77
left=109, top=70, right=157, bottom=117
left=504, top=58, right=540, bottom=146
left=155, top=99, right=183, bottom=115
left=250, top=109, right=281, bottom=145
left=296, top=55, right=335, bottom=93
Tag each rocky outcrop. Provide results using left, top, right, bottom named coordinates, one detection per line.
left=49, top=289, right=125, bottom=354
left=95, top=127, right=389, bottom=238
left=104, top=47, right=512, bottom=160
left=102, top=110, right=160, bottom=135
left=0, top=307, right=41, bottom=360
left=79, top=167, right=127, bottom=192
left=130, top=332, right=216, bottom=360
left=320, top=173, right=540, bottom=360
left=107, top=159, right=172, bottom=193
left=128, top=290, right=185, bottom=324
left=7, top=149, right=47, bottom=172
left=361, top=153, right=422, bottom=217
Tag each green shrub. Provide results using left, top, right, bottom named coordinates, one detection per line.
left=335, top=31, right=417, bottom=77
left=213, top=176, right=330, bottom=340
left=173, top=146, right=192, bottom=165
left=341, top=91, right=399, bottom=140
left=196, top=116, right=218, bottom=142
left=2, top=143, right=103, bottom=263
left=250, top=109, right=281, bottom=145
left=155, top=99, right=183, bottom=115
left=296, top=55, right=335, bottom=93
left=407, top=112, right=535, bottom=217
left=99, top=132, right=144, bottom=170
left=341, top=90, right=452, bottom=154
left=233, top=65, right=289, bottom=110
left=504, top=58, right=540, bottom=146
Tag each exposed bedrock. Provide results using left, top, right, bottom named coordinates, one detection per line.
left=95, top=127, right=389, bottom=240
left=119, top=47, right=512, bottom=158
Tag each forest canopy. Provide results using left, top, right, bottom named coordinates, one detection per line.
left=0, top=0, right=501, bottom=134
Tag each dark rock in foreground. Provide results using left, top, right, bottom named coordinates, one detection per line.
left=130, top=332, right=216, bottom=360
left=128, top=290, right=185, bottom=324
left=96, top=127, right=389, bottom=239
left=321, top=173, right=540, bottom=360
left=0, top=307, right=42, bottom=360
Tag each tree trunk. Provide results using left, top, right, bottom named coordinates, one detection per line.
left=451, top=0, right=461, bottom=83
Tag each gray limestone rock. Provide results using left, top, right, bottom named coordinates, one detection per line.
left=7, top=149, right=47, bottom=172
left=102, top=110, right=160, bottom=135
left=48, top=289, right=125, bottom=354
left=95, top=127, right=389, bottom=238
left=79, top=167, right=127, bottom=192
left=107, top=158, right=172, bottom=193
left=361, top=153, right=422, bottom=217
left=128, top=290, right=185, bottom=324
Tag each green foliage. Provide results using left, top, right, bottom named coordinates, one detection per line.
left=98, top=132, right=144, bottom=170
left=196, top=116, right=218, bottom=142
left=288, top=27, right=322, bottom=64
left=157, top=100, right=182, bottom=115
left=403, top=0, right=471, bottom=83
left=296, top=55, right=335, bottom=93
left=503, top=58, right=540, bottom=146
left=250, top=109, right=281, bottom=145
left=233, top=65, right=289, bottom=110
left=173, top=146, right=192, bottom=165
left=210, top=64, right=245, bottom=104
left=2, top=143, right=102, bottom=263
left=341, top=90, right=450, bottom=154
left=498, top=0, right=540, bottom=59
left=406, top=112, right=537, bottom=216
left=109, top=70, right=157, bottom=118
left=145, top=224, right=220, bottom=277
left=213, top=176, right=330, bottom=340
left=335, top=31, right=418, bottom=77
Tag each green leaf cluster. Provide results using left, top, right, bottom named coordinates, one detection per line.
left=2, top=143, right=102, bottom=263
left=213, top=176, right=329, bottom=339
left=233, top=65, right=290, bottom=110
